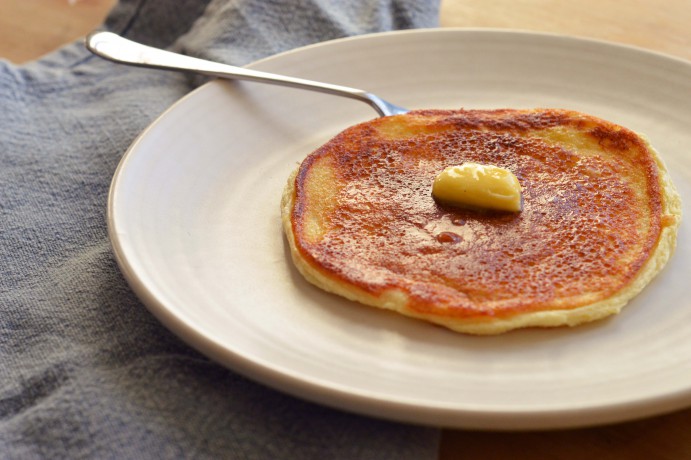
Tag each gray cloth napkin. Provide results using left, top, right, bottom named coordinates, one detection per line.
left=0, top=0, right=442, bottom=458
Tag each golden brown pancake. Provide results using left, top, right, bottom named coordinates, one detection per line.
left=281, top=109, right=682, bottom=335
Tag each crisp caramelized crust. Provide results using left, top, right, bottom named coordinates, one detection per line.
left=281, top=109, right=682, bottom=335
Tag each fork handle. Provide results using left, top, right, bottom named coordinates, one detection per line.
left=85, top=31, right=393, bottom=116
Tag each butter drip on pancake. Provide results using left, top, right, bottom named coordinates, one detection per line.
left=281, top=109, right=682, bottom=335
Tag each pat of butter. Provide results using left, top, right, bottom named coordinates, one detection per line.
left=432, top=163, right=523, bottom=212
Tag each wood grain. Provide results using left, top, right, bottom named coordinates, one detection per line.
left=440, top=0, right=691, bottom=61
left=1, top=1, right=689, bottom=459
left=0, top=0, right=115, bottom=63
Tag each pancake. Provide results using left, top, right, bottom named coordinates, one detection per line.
left=281, top=108, right=682, bottom=335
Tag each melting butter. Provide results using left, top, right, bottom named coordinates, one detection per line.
left=432, top=163, right=522, bottom=212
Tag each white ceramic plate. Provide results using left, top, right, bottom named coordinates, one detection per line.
left=109, top=29, right=691, bottom=430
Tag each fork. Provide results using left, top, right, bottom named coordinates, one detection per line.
left=85, top=31, right=408, bottom=117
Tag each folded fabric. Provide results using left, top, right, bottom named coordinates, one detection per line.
left=0, top=0, right=441, bottom=458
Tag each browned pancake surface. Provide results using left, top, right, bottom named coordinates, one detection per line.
left=285, top=109, right=680, bottom=330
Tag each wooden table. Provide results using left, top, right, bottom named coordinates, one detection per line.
left=2, top=1, right=689, bottom=458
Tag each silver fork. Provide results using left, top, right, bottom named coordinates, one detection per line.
left=85, top=31, right=409, bottom=117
